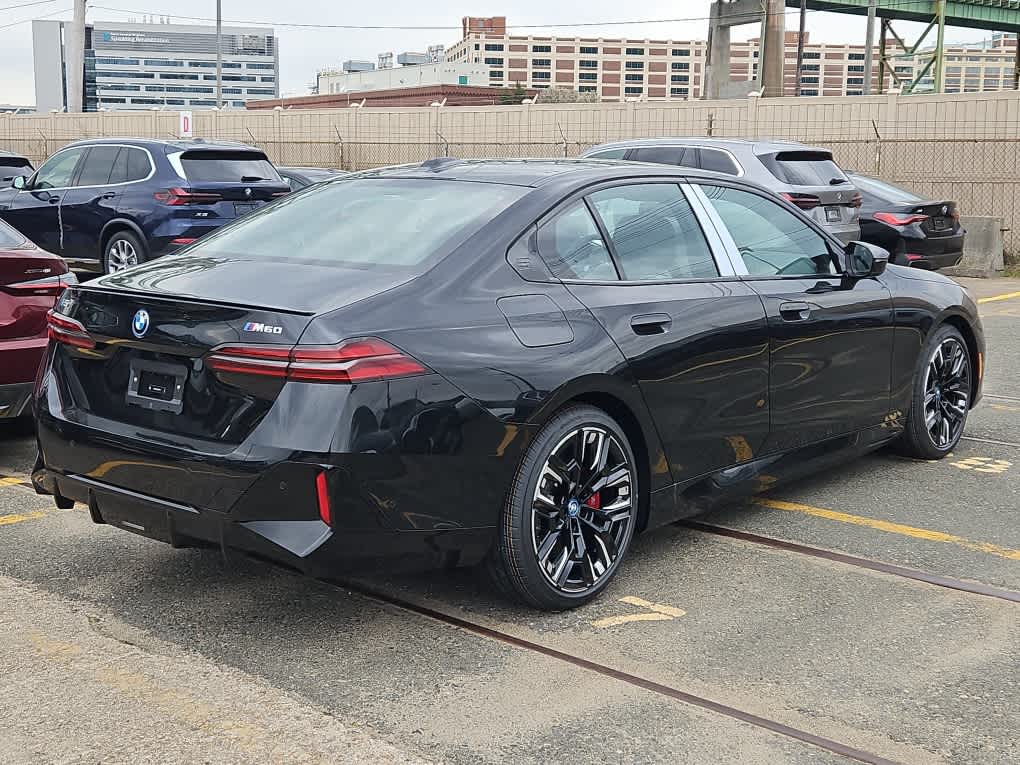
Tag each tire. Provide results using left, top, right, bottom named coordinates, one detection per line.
left=897, top=324, right=972, bottom=460
left=486, top=405, right=639, bottom=611
left=103, top=230, right=147, bottom=274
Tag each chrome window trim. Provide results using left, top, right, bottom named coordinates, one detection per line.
left=21, top=144, right=155, bottom=192
left=685, top=182, right=749, bottom=276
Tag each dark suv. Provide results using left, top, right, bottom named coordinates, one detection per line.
left=0, top=139, right=289, bottom=273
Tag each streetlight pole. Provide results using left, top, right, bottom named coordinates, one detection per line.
left=215, top=0, right=223, bottom=107
left=863, top=0, right=877, bottom=94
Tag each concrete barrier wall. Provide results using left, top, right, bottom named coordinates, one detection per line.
left=942, top=217, right=1006, bottom=279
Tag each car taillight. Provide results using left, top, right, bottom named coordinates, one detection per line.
left=0, top=274, right=72, bottom=298
left=47, top=309, right=95, bottom=350
left=154, top=187, right=222, bottom=206
left=206, top=337, right=427, bottom=384
left=780, top=192, right=821, bottom=211
left=874, top=212, right=929, bottom=226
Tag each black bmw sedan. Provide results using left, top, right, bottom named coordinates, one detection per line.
left=32, top=159, right=984, bottom=611
left=849, top=172, right=964, bottom=270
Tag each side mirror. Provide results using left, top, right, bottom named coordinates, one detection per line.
left=12, top=175, right=26, bottom=190
left=844, top=241, right=889, bottom=278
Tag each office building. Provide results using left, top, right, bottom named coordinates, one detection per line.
left=33, top=19, right=279, bottom=112
left=445, top=15, right=1018, bottom=100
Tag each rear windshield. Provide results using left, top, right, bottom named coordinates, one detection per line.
left=850, top=174, right=923, bottom=204
left=763, top=150, right=848, bottom=187
left=193, top=178, right=527, bottom=268
left=0, top=157, right=32, bottom=182
left=180, top=151, right=282, bottom=183
left=0, top=218, right=27, bottom=247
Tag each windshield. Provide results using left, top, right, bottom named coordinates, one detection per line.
left=764, top=151, right=849, bottom=187
left=193, top=178, right=527, bottom=268
left=850, top=174, right=923, bottom=204
left=180, top=151, right=282, bottom=183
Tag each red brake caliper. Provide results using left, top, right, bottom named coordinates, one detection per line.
left=584, top=490, right=601, bottom=510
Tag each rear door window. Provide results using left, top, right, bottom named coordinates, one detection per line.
left=630, top=146, right=693, bottom=167
left=588, top=148, right=629, bottom=160
left=75, top=146, right=121, bottom=186
left=762, top=151, right=848, bottom=187
left=539, top=202, right=618, bottom=281
left=700, top=148, right=740, bottom=176
left=588, top=183, right=718, bottom=281
left=180, top=151, right=282, bottom=183
left=195, top=178, right=526, bottom=269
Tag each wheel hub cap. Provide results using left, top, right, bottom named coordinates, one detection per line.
left=566, top=498, right=581, bottom=518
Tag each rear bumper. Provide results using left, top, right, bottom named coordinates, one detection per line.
left=0, top=382, right=33, bottom=419
left=909, top=249, right=964, bottom=270
left=32, top=468, right=494, bottom=573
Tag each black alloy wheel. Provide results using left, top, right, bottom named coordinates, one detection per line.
left=487, top=406, right=638, bottom=610
left=898, top=324, right=972, bottom=459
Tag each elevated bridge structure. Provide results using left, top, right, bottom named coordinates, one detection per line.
left=787, top=1, right=1020, bottom=93
left=707, top=1, right=1020, bottom=97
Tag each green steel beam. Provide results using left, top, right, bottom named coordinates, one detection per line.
left=786, top=1, right=1020, bottom=32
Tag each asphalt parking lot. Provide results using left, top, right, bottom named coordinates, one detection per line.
left=1, top=277, right=1017, bottom=765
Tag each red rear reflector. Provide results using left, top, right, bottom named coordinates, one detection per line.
left=47, top=309, right=95, bottom=349
left=875, top=212, right=929, bottom=226
left=154, top=187, right=222, bottom=206
left=905, top=253, right=924, bottom=261
left=780, top=192, right=821, bottom=211
left=171, top=237, right=198, bottom=245
left=316, top=471, right=332, bottom=526
left=206, top=338, right=427, bottom=384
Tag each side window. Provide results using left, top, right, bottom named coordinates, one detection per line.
left=125, top=148, right=152, bottom=182
left=588, top=148, right=628, bottom=160
left=700, top=149, right=740, bottom=176
left=109, top=149, right=129, bottom=184
left=31, top=148, right=86, bottom=190
left=75, top=146, right=121, bottom=186
left=700, top=185, right=836, bottom=276
left=630, top=146, right=694, bottom=167
left=538, top=202, right=618, bottom=281
left=588, top=183, right=719, bottom=281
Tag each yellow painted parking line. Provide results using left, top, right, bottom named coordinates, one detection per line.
left=978, top=290, right=1020, bottom=304
left=592, top=596, right=687, bottom=628
left=0, top=477, right=26, bottom=488
left=757, top=499, right=1020, bottom=561
left=990, top=403, right=1020, bottom=413
left=951, top=456, right=1012, bottom=474
left=0, top=511, right=47, bottom=527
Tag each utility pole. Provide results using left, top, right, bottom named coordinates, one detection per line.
left=66, top=0, right=87, bottom=112
left=795, top=0, right=806, bottom=96
left=215, top=0, right=223, bottom=108
left=864, top=0, right=876, bottom=94
left=762, top=0, right=786, bottom=97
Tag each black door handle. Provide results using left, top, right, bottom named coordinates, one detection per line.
left=47, top=197, right=60, bottom=205
left=779, top=302, right=811, bottom=321
left=101, top=192, right=116, bottom=200
left=630, top=313, right=672, bottom=335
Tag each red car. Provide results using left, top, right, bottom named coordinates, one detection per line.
left=0, top=218, right=75, bottom=420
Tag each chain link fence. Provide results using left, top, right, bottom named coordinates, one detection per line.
left=3, top=91, right=1019, bottom=253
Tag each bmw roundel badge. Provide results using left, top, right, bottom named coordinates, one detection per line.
left=132, top=309, right=150, bottom=339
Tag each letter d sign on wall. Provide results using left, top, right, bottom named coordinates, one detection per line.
left=179, top=111, right=194, bottom=138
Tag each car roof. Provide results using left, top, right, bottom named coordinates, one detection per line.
left=278, top=166, right=345, bottom=174
left=349, top=157, right=741, bottom=189
left=0, top=149, right=30, bottom=160
left=58, top=137, right=264, bottom=153
left=585, top=137, right=832, bottom=155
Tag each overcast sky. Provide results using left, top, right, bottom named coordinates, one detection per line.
left=0, top=0, right=999, bottom=105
